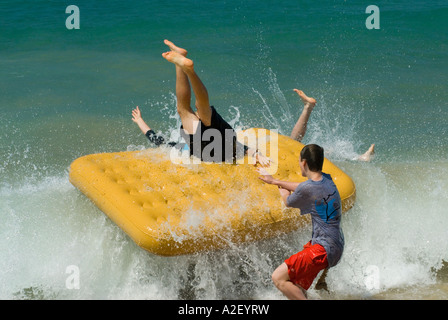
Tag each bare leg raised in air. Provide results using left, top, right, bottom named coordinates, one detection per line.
left=160, top=40, right=270, bottom=166
left=162, top=40, right=212, bottom=130
left=358, top=143, right=375, bottom=162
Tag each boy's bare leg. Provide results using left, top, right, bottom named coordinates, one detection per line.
left=271, top=263, right=307, bottom=300
left=184, top=66, right=212, bottom=126
left=358, top=144, right=375, bottom=162
left=315, top=268, right=329, bottom=291
left=290, top=89, right=316, bottom=142
left=163, top=40, right=200, bottom=134
left=162, top=43, right=212, bottom=127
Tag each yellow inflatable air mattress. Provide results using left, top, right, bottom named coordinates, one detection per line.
left=69, top=128, right=356, bottom=256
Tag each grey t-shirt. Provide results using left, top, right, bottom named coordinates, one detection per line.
left=286, top=173, right=344, bottom=268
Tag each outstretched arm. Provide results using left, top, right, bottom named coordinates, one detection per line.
left=257, top=168, right=300, bottom=191
left=132, top=106, right=167, bottom=146
left=132, top=106, right=151, bottom=134
left=290, top=89, right=316, bottom=142
left=246, top=147, right=272, bottom=167
left=257, top=168, right=300, bottom=206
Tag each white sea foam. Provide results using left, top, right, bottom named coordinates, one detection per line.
left=2, top=64, right=448, bottom=299
left=1, top=156, right=447, bottom=300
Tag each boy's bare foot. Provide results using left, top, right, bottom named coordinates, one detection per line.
left=164, top=39, right=188, bottom=56
left=315, top=279, right=328, bottom=292
left=358, top=144, right=375, bottom=162
left=162, top=51, right=194, bottom=71
left=294, top=89, right=316, bottom=110
left=315, top=268, right=329, bottom=292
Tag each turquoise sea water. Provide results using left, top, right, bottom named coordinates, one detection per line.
left=1, top=0, right=448, bottom=299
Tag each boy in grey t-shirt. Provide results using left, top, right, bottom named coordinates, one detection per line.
left=258, top=144, right=344, bottom=300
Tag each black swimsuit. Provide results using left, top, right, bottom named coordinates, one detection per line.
left=145, top=129, right=172, bottom=146
left=146, top=107, right=248, bottom=163
left=180, top=106, right=248, bottom=163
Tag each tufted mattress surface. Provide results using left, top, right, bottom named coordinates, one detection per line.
left=69, top=129, right=356, bottom=255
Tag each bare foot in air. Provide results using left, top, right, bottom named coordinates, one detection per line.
left=294, top=89, right=316, bottom=110
left=164, top=39, right=188, bottom=56
left=162, top=51, right=194, bottom=71
left=358, top=144, right=375, bottom=162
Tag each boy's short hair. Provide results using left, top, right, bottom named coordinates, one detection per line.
left=300, top=144, right=324, bottom=172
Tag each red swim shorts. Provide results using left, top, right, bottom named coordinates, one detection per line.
left=284, top=241, right=329, bottom=290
